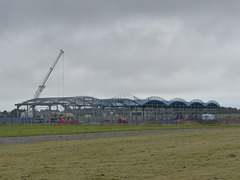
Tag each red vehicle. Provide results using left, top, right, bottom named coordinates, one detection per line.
left=119, top=117, right=128, bottom=123
left=104, top=116, right=109, bottom=123
left=59, top=116, right=66, bottom=124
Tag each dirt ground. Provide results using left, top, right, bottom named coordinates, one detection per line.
left=0, top=128, right=225, bottom=146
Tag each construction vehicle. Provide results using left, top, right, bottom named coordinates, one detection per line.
left=23, top=50, right=64, bottom=118
left=119, top=117, right=128, bottom=123
left=34, top=49, right=64, bottom=99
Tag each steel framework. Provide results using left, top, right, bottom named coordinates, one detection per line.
left=15, top=96, right=220, bottom=124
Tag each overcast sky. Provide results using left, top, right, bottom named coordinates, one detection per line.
left=1, top=0, right=240, bottom=111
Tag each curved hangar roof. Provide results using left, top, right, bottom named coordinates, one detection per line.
left=135, top=96, right=220, bottom=108
left=136, top=96, right=220, bottom=108
left=16, top=96, right=220, bottom=109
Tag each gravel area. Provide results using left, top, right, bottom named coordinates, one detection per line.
left=0, top=128, right=222, bottom=146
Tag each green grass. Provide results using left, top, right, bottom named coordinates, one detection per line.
left=0, top=124, right=240, bottom=137
left=1, top=128, right=240, bottom=179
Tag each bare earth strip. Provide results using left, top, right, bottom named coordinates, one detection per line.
left=0, top=128, right=224, bottom=145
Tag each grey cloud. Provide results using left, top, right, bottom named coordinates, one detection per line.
left=1, top=0, right=240, bottom=110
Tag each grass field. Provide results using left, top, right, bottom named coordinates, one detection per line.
left=1, top=127, right=240, bottom=179
left=0, top=124, right=240, bottom=137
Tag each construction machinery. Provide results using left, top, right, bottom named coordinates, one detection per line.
left=34, top=49, right=64, bottom=99
left=22, top=50, right=64, bottom=118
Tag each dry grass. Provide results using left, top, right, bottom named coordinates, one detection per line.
left=1, top=128, right=240, bottom=179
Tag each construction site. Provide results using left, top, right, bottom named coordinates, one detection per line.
left=15, top=95, right=220, bottom=125
left=14, top=50, right=220, bottom=125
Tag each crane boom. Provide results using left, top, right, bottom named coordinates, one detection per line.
left=33, top=49, right=64, bottom=99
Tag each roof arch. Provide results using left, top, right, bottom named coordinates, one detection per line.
left=141, top=100, right=168, bottom=108
left=189, top=99, right=205, bottom=108
left=206, top=100, right=220, bottom=108
left=146, top=96, right=166, bottom=101
left=168, top=98, right=188, bottom=107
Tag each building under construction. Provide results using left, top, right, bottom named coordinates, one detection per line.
left=15, top=95, right=220, bottom=125
left=14, top=50, right=220, bottom=124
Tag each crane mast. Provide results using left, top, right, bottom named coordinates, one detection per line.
left=33, top=49, right=64, bottom=99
